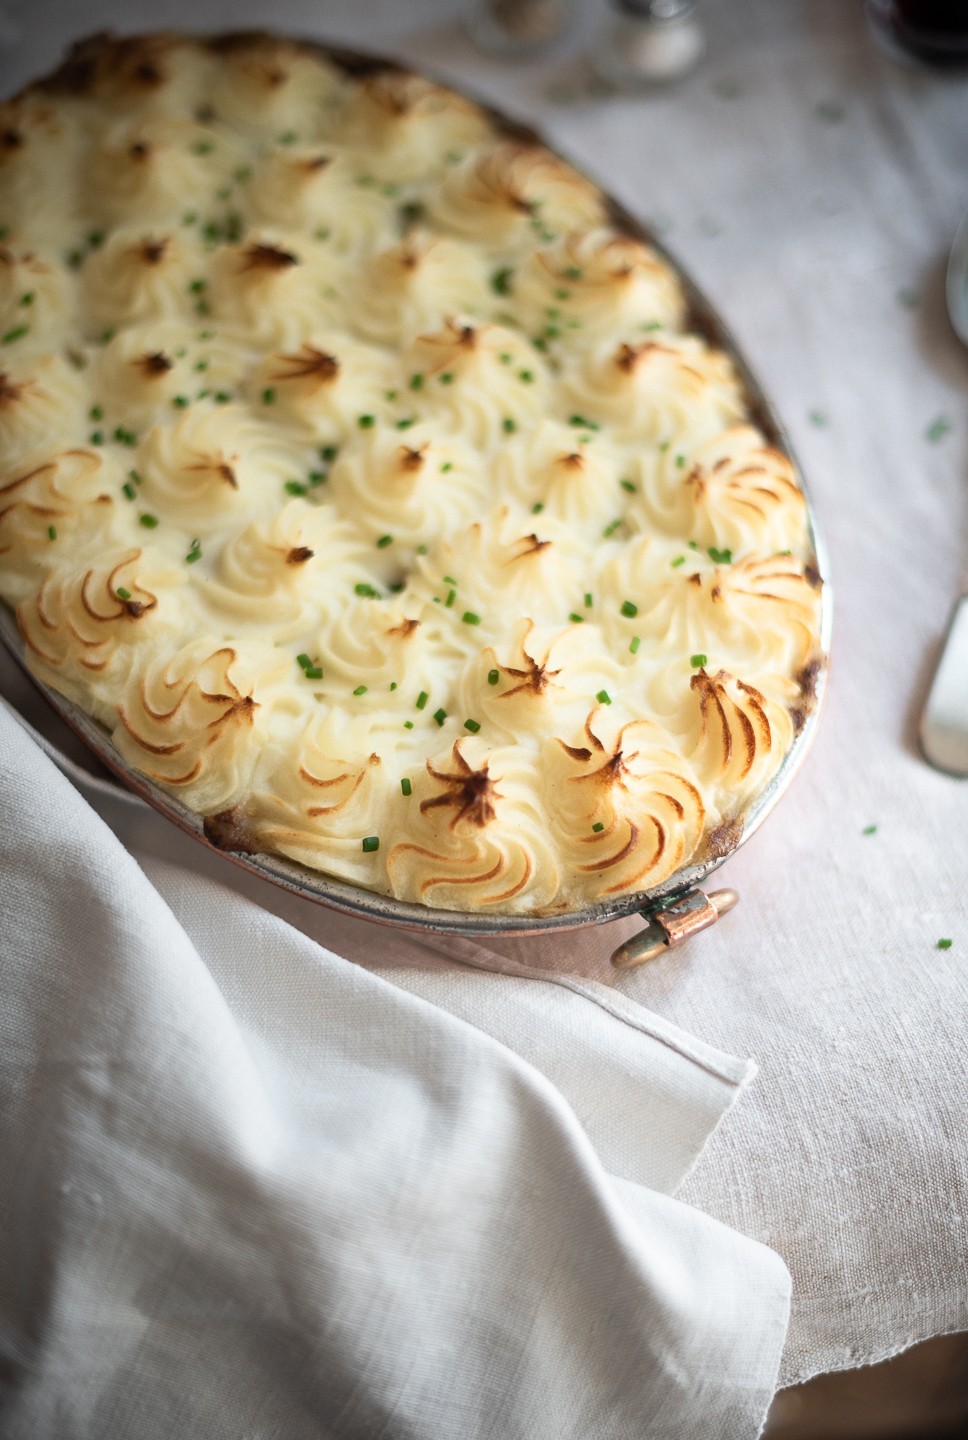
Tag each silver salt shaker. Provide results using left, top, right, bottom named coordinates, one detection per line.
left=594, top=0, right=705, bottom=89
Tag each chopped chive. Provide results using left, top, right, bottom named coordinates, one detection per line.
left=629, top=636, right=641, bottom=654
left=441, top=461, right=453, bottom=473
left=355, top=582, right=379, bottom=598
left=502, top=418, right=516, bottom=434
left=139, top=513, right=159, bottom=529
left=554, top=287, right=571, bottom=301
left=416, top=691, right=429, bottom=710
left=278, top=130, right=298, bottom=145
left=620, top=600, right=638, bottom=618
left=596, top=690, right=612, bottom=705
left=320, top=445, right=338, bottom=463
left=172, top=395, right=189, bottom=409
left=708, top=546, right=733, bottom=565
left=439, top=371, right=454, bottom=385
left=671, top=556, right=686, bottom=568
left=688, top=540, right=698, bottom=550
left=926, top=415, right=951, bottom=443
left=500, top=352, right=513, bottom=364
left=361, top=835, right=380, bottom=853
left=284, top=481, right=307, bottom=496
left=603, top=519, right=621, bottom=538
left=385, top=389, right=398, bottom=401
left=531, top=502, right=544, bottom=514
left=569, top=613, right=584, bottom=623
left=569, top=414, right=599, bottom=429
left=433, top=707, right=447, bottom=726
left=937, top=938, right=953, bottom=950
left=487, top=669, right=500, bottom=686
left=675, top=453, right=686, bottom=468
left=584, top=593, right=593, bottom=608
left=189, top=278, right=206, bottom=295
left=358, top=413, right=375, bottom=429
left=19, top=291, right=34, bottom=307
left=309, top=471, right=326, bottom=486
left=518, top=369, right=534, bottom=383
left=619, top=478, right=636, bottom=493
left=404, top=720, right=414, bottom=729
left=491, top=267, right=513, bottom=295
left=409, top=373, right=424, bottom=391
left=122, top=481, right=136, bottom=501
left=401, top=777, right=412, bottom=796
left=690, top=653, right=707, bottom=667
left=214, top=391, right=231, bottom=404
left=445, top=587, right=457, bottom=607
left=862, top=824, right=878, bottom=835
left=47, top=525, right=57, bottom=540
left=592, top=822, right=604, bottom=833
left=565, top=266, right=583, bottom=280
left=86, top=231, right=104, bottom=249
left=395, top=418, right=415, bottom=429
left=296, top=653, right=312, bottom=670
left=464, top=718, right=481, bottom=733
left=89, top=405, right=103, bottom=421
left=192, top=140, right=214, bottom=155
left=462, top=611, right=481, bottom=625
left=389, top=681, right=398, bottom=690
left=90, top=431, right=104, bottom=445
left=262, top=387, right=276, bottom=405
left=376, top=535, right=393, bottom=549
left=116, top=587, right=131, bottom=600
left=186, top=539, right=202, bottom=563
left=2, top=325, right=28, bottom=344
left=353, top=685, right=368, bottom=696
left=304, top=666, right=323, bottom=680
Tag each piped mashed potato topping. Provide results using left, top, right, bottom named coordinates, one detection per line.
left=0, top=34, right=823, bottom=914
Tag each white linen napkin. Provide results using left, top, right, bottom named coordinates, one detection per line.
left=0, top=700, right=791, bottom=1437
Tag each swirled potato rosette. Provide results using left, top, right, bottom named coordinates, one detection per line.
left=387, top=737, right=561, bottom=910
left=545, top=713, right=707, bottom=900
left=510, top=228, right=685, bottom=345
left=111, top=637, right=307, bottom=814
left=326, top=425, right=488, bottom=549
left=0, top=33, right=825, bottom=917
left=246, top=147, right=396, bottom=256
left=429, top=142, right=606, bottom=251
left=16, top=545, right=189, bottom=718
left=0, top=356, right=87, bottom=477
left=0, top=449, right=123, bottom=602
left=339, top=71, right=492, bottom=183
left=352, top=233, right=491, bottom=347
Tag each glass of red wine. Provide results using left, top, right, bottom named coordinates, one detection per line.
left=866, top=1, right=968, bottom=66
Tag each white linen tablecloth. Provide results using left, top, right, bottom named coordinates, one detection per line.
left=2, top=0, right=968, bottom=1424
